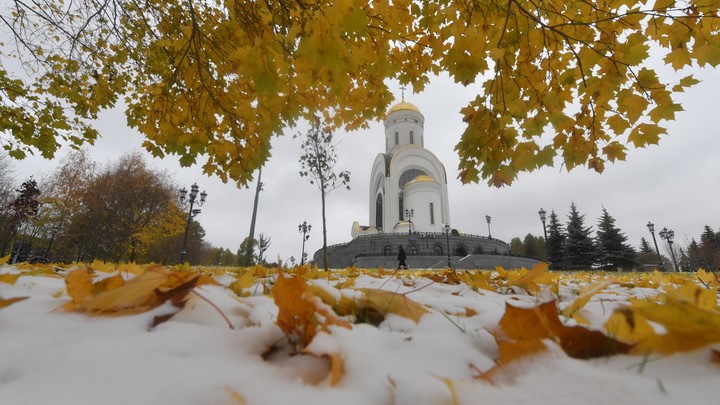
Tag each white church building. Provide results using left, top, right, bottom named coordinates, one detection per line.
left=315, top=101, right=540, bottom=270
left=353, top=101, right=450, bottom=237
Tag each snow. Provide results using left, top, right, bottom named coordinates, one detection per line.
left=1, top=265, right=718, bottom=405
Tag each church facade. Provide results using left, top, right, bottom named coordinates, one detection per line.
left=313, top=101, right=540, bottom=270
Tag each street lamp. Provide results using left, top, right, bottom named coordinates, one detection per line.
left=538, top=208, right=548, bottom=241
left=646, top=222, right=664, bottom=271
left=179, top=183, right=207, bottom=263
left=444, top=223, right=452, bottom=269
left=658, top=227, right=680, bottom=272
left=298, top=221, right=312, bottom=265
left=45, top=224, right=60, bottom=257
left=485, top=215, right=492, bottom=239
left=404, top=208, right=414, bottom=235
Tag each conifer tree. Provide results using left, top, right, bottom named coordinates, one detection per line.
left=639, top=237, right=653, bottom=254
left=545, top=210, right=565, bottom=270
left=595, top=207, right=636, bottom=269
left=698, top=225, right=720, bottom=270
left=564, top=203, right=596, bottom=269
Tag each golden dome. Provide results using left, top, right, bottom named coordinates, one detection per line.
left=387, top=101, right=421, bottom=115
left=411, top=175, right=436, bottom=183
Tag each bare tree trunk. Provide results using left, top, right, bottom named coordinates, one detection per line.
left=321, top=189, right=328, bottom=273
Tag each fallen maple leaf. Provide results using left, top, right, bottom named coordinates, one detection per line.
left=355, top=288, right=429, bottom=324
left=0, top=296, right=29, bottom=309
left=505, top=262, right=554, bottom=293
left=561, top=280, right=611, bottom=318
left=494, top=300, right=631, bottom=365
left=0, top=273, right=21, bottom=284
left=273, top=272, right=351, bottom=350
left=627, top=296, right=720, bottom=354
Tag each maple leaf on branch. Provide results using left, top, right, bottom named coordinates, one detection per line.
left=2, top=1, right=719, bottom=186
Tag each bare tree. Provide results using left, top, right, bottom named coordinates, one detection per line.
left=295, top=122, right=350, bottom=271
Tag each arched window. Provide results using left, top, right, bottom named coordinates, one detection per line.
left=429, top=202, right=434, bottom=225
left=375, top=194, right=383, bottom=229
left=395, top=132, right=399, bottom=145
left=410, top=131, right=414, bottom=144
left=433, top=244, right=443, bottom=255
left=455, top=245, right=468, bottom=257
left=409, top=244, right=418, bottom=255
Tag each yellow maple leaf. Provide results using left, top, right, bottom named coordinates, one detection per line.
left=64, top=268, right=95, bottom=307
left=0, top=273, right=21, bottom=285
left=561, top=280, right=611, bottom=318
left=626, top=296, right=720, bottom=354
left=0, top=255, right=10, bottom=266
left=82, top=271, right=169, bottom=314
left=0, top=296, right=29, bottom=309
left=505, top=262, right=554, bottom=293
left=355, top=288, right=429, bottom=324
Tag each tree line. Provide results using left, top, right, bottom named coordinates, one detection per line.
left=0, top=150, right=230, bottom=265
left=510, top=203, right=719, bottom=272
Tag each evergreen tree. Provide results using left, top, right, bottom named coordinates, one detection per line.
left=564, top=203, right=596, bottom=269
left=639, top=237, right=653, bottom=254
left=698, top=225, right=720, bottom=270
left=685, top=239, right=704, bottom=272
left=595, top=207, right=636, bottom=269
left=545, top=210, right=565, bottom=270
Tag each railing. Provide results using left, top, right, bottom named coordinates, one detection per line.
left=318, top=231, right=511, bottom=255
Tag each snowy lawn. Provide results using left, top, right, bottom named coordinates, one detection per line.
left=1, top=262, right=718, bottom=405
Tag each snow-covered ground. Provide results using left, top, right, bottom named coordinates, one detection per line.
left=1, top=263, right=718, bottom=405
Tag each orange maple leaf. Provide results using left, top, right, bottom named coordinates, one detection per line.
left=494, top=300, right=631, bottom=365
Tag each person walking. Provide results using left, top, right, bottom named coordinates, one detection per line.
left=397, top=245, right=407, bottom=269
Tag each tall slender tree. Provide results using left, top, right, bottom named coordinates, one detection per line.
left=295, top=122, right=350, bottom=271
left=545, top=210, right=565, bottom=270
left=595, top=207, right=636, bottom=269
left=564, top=203, right=596, bottom=269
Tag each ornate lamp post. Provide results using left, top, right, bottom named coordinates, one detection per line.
left=485, top=215, right=492, bottom=239
left=404, top=208, right=414, bottom=235
left=658, top=227, right=679, bottom=272
left=538, top=208, right=548, bottom=241
left=444, top=223, right=452, bottom=269
left=179, top=183, right=207, bottom=263
left=646, top=222, right=663, bottom=271
left=298, top=221, right=312, bottom=265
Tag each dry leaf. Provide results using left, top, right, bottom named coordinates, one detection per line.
left=82, top=271, right=168, bottom=314
left=64, top=268, right=95, bottom=307
left=0, top=273, right=20, bottom=284
left=225, top=387, right=246, bottom=404
left=355, top=288, right=428, bottom=324
left=0, top=296, right=29, bottom=309
left=628, top=296, right=720, bottom=354
left=561, top=281, right=611, bottom=317
left=505, top=262, right=554, bottom=293
left=327, top=353, right=344, bottom=387
left=494, top=300, right=631, bottom=365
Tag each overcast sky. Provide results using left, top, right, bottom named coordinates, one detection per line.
left=10, top=65, right=720, bottom=264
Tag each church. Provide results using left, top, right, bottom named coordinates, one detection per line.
left=313, top=101, right=540, bottom=270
